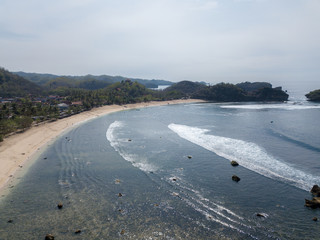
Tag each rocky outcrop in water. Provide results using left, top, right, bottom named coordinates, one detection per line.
left=232, top=175, right=241, bottom=182
left=305, top=198, right=320, bottom=208
left=305, top=185, right=320, bottom=208
left=45, top=234, right=55, bottom=240
left=306, top=89, right=320, bottom=102
left=311, top=185, right=320, bottom=196
left=231, top=161, right=239, bottom=166
left=256, top=213, right=266, bottom=218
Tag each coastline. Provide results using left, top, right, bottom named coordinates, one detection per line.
left=0, top=99, right=205, bottom=194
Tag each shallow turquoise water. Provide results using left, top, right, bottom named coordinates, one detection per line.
left=1, top=101, right=320, bottom=239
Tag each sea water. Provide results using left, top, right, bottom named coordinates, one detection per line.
left=0, top=100, right=320, bottom=239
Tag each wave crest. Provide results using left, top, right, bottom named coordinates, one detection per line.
left=169, top=123, right=320, bottom=191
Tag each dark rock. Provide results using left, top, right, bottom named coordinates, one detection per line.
left=7, top=219, right=13, bottom=223
left=57, top=203, right=63, bottom=209
left=313, top=217, right=318, bottom=221
left=232, top=175, right=241, bottom=182
left=128, top=139, right=132, bottom=142
left=311, top=185, right=320, bottom=196
left=45, top=234, right=55, bottom=240
left=305, top=198, right=320, bottom=208
left=75, top=229, right=81, bottom=234
left=306, top=89, right=320, bottom=102
left=231, top=161, right=239, bottom=167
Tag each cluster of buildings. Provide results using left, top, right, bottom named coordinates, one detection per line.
left=0, top=96, right=82, bottom=107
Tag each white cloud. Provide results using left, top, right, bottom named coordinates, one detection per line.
left=0, top=0, right=319, bottom=90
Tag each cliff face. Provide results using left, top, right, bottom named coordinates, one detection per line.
left=306, top=89, right=320, bottom=102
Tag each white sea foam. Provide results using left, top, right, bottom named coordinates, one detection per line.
left=220, top=103, right=320, bottom=110
left=106, top=121, right=156, bottom=172
left=106, top=121, right=123, bottom=148
left=169, top=123, right=320, bottom=191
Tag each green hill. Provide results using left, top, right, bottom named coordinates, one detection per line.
left=0, top=68, right=44, bottom=97
left=163, top=81, right=206, bottom=98
left=14, top=72, right=173, bottom=90
left=44, top=77, right=111, bottom=91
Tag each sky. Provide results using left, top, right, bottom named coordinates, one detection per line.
left=0, top=0, right=319, bottom=92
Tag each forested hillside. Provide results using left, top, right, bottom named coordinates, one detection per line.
left=0, top=68, right=44, bottom=97
left=14, top=72, right=173, bottom=90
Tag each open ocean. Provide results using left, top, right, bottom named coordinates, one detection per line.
left=1, top=97, right=320, bottom=239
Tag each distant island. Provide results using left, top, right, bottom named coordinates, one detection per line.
left=0, top=67, right=288, bottom=141
left=305, top=89, right=320, bottom=102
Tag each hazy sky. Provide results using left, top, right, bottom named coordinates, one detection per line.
left=0, top=0, right=319, bottom=90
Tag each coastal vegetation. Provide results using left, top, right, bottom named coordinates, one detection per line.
left=306, top=89, right=320, bottom=102
left=0, top=68, right=289, bottom=141
left=165, top=81, right=289, bottom=102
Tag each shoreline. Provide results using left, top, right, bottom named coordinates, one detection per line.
left=0, top=99, right=205, bottom=194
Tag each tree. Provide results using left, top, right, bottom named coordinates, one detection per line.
left=15, top=116, right=33, bottom=130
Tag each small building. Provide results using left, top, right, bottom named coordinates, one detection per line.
left=57, top=103, right=69, bottom=110
left=71, top=101, right=83, bottom=106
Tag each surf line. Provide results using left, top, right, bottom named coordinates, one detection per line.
left=168, top=123, right=320, bottom=191
left=106, top=121, right=157, bottom=172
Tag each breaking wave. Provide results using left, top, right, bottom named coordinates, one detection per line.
left=220, top=103, right=320, bottom=110
left=168, top=123, right=320, bottom=191
left=106, top=121, right=156, bottom=172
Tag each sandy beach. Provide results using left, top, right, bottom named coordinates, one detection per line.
left=0, top=99, right=204, bottom=193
